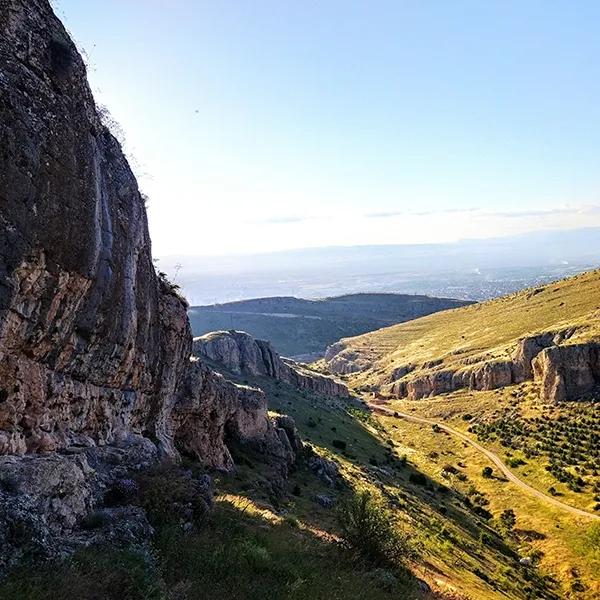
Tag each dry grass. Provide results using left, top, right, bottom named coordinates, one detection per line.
left=331, top=269, right=600, bottom=390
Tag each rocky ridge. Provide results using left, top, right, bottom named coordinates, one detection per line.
left=0, top=0, right=300, bottom=572
left=193, top=330, right=349, bottom=397
left=327, top=327, right=600, bottom=403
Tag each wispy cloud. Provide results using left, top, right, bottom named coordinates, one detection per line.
left=364, top=210, right=407, bottom=218
left=488, top=205, right=600, bottom=219
left=365, top=207, right=480, bottom=219
left=364, top=205, right=600, bottom=221
left=244, top=215, right=319, bottom=225
left=491, top=208, right=575, bottom=218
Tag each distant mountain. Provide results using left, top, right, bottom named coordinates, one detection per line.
left=159, top=227, right=600, bottom=305
left=188, top=293, right=472, bottom=358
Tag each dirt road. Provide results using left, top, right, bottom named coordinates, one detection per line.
left=369, top=402, right=600, bottom=521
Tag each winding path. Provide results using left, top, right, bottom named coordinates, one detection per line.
left=368, top=402, right=600, bottom=521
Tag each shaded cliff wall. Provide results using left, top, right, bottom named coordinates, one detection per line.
left=0, top=0, right=192, bottom=457
left=0, top=0, right=301, bottom=473
left=193, top=330, right=349, bottom=397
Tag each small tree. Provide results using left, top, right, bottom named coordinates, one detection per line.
left=499, top=509, right=516, bottom=531
left=482, top=466, right=493, bottom=478
left=337, top=490, right=411, bottom=568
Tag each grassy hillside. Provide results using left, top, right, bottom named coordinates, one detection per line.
left=188, top=294, right=471, bottom=358
left=311, top=269, right=600, bottom=597
left=196, top=363, right=597, bottom=599
left=4, top=369, right=598, bottom=598
left=324, top=269, right=600, bottom=388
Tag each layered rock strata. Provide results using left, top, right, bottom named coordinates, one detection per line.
left=327, top=329, right=600, bottom=402
left=0, top=0, right=301, bottom=571
left=193, top=330, right=349, bottom=397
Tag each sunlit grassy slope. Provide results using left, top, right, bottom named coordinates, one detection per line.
left=325, top=269, right=600, bottom=389
left=214, top=370, right=591, bottom=600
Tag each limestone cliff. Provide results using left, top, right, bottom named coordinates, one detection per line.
left=0, top=0, right=303, bottom=571
left=0, top=0, right=299, bottom=467
left=383, top=332, right=600, bottom=401
left=193, top=330, right=349, bottom=397
left=532, top=343, right=600, bottom=403
left=327, top=323, right=600, bottom=402
left=0, top=0, right=191, bottom=458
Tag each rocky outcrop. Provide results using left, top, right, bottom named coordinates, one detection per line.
left=384, top=332, right=597, bottom=402
left=532, top=343, right=600, bottom=402
left=193, top=331, right=349, bottom=397
left=0, top=0, right=299, bottom=469
left=0, top=0, right=194, bottom=458
left=173, top=359, right=300, bottom=472
left=324, top=341, right=372, bottom=375
left=388, top=361, right=515, bottom=399
left=0, top=0, right=302, bottom=571
left=0, top=435, right=158, bottom=574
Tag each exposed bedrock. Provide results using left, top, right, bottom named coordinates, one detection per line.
left=324, top=341, right=371, bottom=375
left=193, top=330, right=349, bottom=397
left=0, top=0, right=193, bottom=458
left=0, top=0, right=299, bottom=470
left=381, top=332, right=598, bottom=402
left=0, top=0, right=303, bottom=572
left=532, top=343, right=600, bottom=403
left=173, top=359, right=300, bottom=472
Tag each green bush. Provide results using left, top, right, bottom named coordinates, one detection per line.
left=0, top=548, right=162, bottom=600
left=236, top=540, right=272, bottom=572
left=135, top=467, right=210, bottom=527
left=337, top=490, right=411, bottom=568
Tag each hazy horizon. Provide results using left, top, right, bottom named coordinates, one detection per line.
left=156, top=227, right=600, bottom=305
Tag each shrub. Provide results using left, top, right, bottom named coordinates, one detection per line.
left=499, top=509, right=516, bottom=531
left=472, top=506, right=493, bottom=520
left=135, top=467, right=210, bottom=527
left=283, top=514, right=300, bottom=528
left=332, top=439, right=347, bottom=451
left=236, top=540, right=271, bottom=572
left=337, top=490, right=411, bottom=568
left=479, top=532, right=493, bottom=546
left=409, top=472, right=427, bottom=486
left=482, top=466, right=493, bottom=478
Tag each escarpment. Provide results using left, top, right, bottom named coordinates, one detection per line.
left=382, top=333, right=600, bottom=402
left=193, top=330, right=349, bottom=397
left=0, top=0, right=302, bottom=570
left=0, top=0, right=191, bottom=458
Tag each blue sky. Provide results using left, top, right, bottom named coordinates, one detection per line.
left=54, top=0, right=600, bottom=256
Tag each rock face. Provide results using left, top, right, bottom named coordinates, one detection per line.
left=0, top=435, right=158, bottom=574
left=376, top=332, right=599, bottom=402
left=325, top=342, right=371, bottom=375
left=173, top=359, right=299, bottom=472
left=0, top=0, right=302, bottom=571
left=0, top=0, right=193, bottom=458
left=193, top=330, right=349, bottom=397
left=532, top=343, right=600, bottom=403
